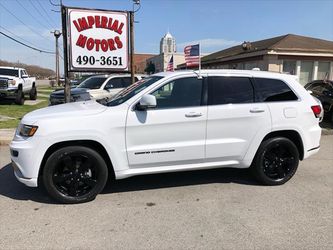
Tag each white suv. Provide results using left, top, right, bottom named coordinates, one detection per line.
left=10, top=70, right=322, bottom=203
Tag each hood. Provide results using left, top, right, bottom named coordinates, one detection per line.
left=22, top=100, right=107, bottom=124
left=51, top=87, right=88, bottom=96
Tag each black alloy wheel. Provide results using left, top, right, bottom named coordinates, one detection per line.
left=251, top=137, right=299, bottom=185
left=43, top=146, right=108, bottom=204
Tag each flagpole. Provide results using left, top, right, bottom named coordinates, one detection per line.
left=199, top=42, right=202, bottom=78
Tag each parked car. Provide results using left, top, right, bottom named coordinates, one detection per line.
left=0, top=67, right=37, bottom=105
left=305, top=80, right=333, bottom=123
left=49, top=74, right=145, bottom=105
left=11, top=70, right=322, bottom=203
left=49, top=87, right=91, bottom=106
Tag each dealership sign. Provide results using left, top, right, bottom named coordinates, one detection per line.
left=67, top=8, right=129, bottom=71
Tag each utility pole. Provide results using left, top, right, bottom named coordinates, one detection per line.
left=51, top=30, right=61, bottom=86
left=130, top=0, right=140, bottom=84
left=130, top=11, right=135, bottom=84
left=61, top=5, right=71, bottom=103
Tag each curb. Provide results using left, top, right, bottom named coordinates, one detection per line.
left=0, top=129, right=15, bottom=146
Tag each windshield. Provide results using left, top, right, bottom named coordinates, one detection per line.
left=106, top=76, right=164, bottom=106
left=0, top=68, right=19, bottom=77
left=78, top=76, right=107, bottom=89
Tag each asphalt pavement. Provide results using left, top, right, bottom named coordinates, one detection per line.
left=0, top=136, right=332, bottom=250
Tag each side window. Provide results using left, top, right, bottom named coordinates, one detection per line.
left=254, top=78, right=298, bottom=102
left=104, top=78, right=123, bottom=90
left=208, top=77, right=254, bottom=105
left=151, top=77, right=203, bottom=109
left=122, top=77, right=133, bottom=88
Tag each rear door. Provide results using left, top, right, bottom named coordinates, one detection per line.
left=205, top=75, right=271, bottom=162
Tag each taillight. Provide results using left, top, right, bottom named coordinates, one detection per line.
left=311, top=105, right=322, bottom=118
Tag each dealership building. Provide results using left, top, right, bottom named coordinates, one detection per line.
left=195, top=34, right=333, bottom=85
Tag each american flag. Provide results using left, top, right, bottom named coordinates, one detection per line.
left=166, top=55, right=174, bottom=71
left=184, top=44, right=200, bottom=67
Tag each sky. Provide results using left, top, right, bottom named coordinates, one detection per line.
left=0, top=0, right=333, bottom=72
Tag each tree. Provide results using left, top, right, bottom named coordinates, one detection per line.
left=144, top=61, right=155, bottom=75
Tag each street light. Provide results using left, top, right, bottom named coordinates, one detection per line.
left=51, top=30, right=62, bottom=86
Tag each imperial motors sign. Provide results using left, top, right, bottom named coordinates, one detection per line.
left=67, top=8, right=129, bottom=71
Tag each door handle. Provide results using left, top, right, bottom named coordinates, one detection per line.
left=250, top=108, right=265, bottom=113
left=185, top=112, right=202, bottom=118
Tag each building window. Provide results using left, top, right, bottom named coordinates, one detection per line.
left=318, top=62, right=330, bottom=80
left=283, top=60, right=296, bottom=75
left=300, top=61, right=314, bottom=85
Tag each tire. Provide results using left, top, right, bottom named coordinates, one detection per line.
left=42, top=146, right=108, bottom=204
left=15, top=88, right=24, bottom=105
left=251, top=137, right=299, bottom=185
left=29, top=85, right=37, bottom=100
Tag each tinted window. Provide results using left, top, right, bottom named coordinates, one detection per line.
left=105, top=78, right=123, bottom=89
left=0, top=68, right=19, bottom=77
left=151, top=77, right=203, bottom=109
left=123, top=77, right=138, bottom=87
left=107, top=76, right=163, bottom=106
left=78, top=77, right=107, bottom=89
left=208, top=77, right=254, bottom=105
left=254, top=78, right=298, bottom=102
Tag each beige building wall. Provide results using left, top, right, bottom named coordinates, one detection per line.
left=147, top=53, right=185, bottom=73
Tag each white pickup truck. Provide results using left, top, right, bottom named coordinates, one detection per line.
left=0, top=66, right=37, bottom=105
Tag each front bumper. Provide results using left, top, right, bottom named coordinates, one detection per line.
left=0, top=88, right=18, bottom=98
left=11, top=161, right=38, bottom=187
left=10, top=136, right=44, bottom=188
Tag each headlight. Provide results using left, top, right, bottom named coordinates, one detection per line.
left=18, top=124, right=38, bottom=137
left=8, top=79, right=16, bottom=86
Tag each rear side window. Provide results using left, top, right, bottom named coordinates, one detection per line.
left=254, top=78, right=298, bottom=102
left=208, top=77, right=254, bottom=105
left=122, top=77, right=134, bottom=87
left=105, top=78, right=123, bottom=89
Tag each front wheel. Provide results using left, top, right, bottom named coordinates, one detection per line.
left=251, top=137, right=299, bottom=185
left=43, top=146, right=108, bottom=204
left=15, top=88, right=24, bottom=105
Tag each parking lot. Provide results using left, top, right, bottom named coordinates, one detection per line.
left=0, top=135, right=332, bottom=249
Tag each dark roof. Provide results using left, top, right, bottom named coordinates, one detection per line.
left=202, top=34, right=333, bottom=64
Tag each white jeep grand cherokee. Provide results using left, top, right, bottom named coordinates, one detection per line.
left=10, top=70, right=322, bottom=203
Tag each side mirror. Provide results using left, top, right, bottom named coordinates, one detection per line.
left=307, top=90, right=313, bottom=94
left=137, top=94, right=156, bottom=110
left=22, top=74, right=29, bottom=78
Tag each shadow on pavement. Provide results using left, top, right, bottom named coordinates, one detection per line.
left=0, top=164, right=54, bottom=204
left=0, top=99, right=15, bottom=105
left=0, top=162, right=259, bottom=204
left=103, top=168, right=259, bottom=194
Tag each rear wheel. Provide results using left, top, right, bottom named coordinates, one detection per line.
left=15, top=87, right=24, bottom=105
left=251, top=137, right=299, bottom=185
left=29, top=85, right=37, bottom=100
left=43, top=146, right=108, bottom=204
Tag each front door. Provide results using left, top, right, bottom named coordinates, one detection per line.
left=126, top=76, right=207, bottom=168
